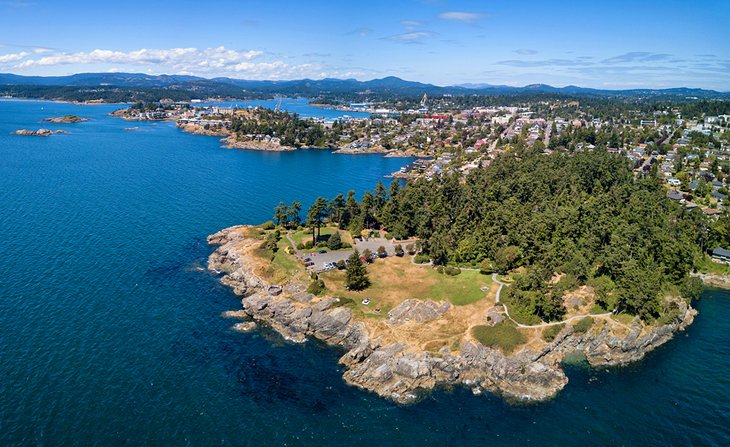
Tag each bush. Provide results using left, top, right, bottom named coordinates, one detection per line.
left=336, top=260, right=346, bottom=270
left=362, top=249, right=373, bottom=263
left=317, top=241, right=328, bottom=248
left=327, top=232, right=343, bottom=250
left=261, top=220, right=276, bottom=230
left=377, top=246, right=387, bottom=257
left=413, top=254, right=430, bottom=264
left=394, top=244, right=404, bottom=257
left=406, top=243, right=416, bottom=255
left=307, top=279, right=325, bottom=295
left=296, top=242, right=305, bottom=250
left=479, top=258, right=495, bottom=274
left=472, top=322, right=526, bottom=353
left=341, top=242, right=352, bottom=249
left=573, top=316, right=594, bottom=334
left=303, top=240, right=314, bottom=249
left=542, top=324, right=565, bottom=342
left=444, top=266, right=461, bottom=276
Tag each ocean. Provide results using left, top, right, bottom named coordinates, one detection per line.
left=1, top=99, right=728, bottom=446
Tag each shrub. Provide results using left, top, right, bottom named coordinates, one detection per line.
left=573, top=317, right=594, bottom=334
left=296, top=242, right=305, bottom=250
left=406, top=243, right=416, bottom=255
left=394, top=244, right=404, bottom=257
left=542, top=324, right=565, bottom=342
left=327, top=232, right=342, bottom=250
left=444, top=266, right=461, bottom=276
left=362, top=249, right=373, bottom=263
left=413, top=254, right=430, bottom=264
left=303, top=240, right=314, bottom=249
left=316, top=241, right=328, bottom=248
left=306, top=279, right=325, bottom=295
left=472, top=321, right=526, bottom=353
left=436, top=266, right=444, bottom=274
left=479, top=258, right=495, bottom=274
left=336, top=260, right=346, bottom=270
left=341, top=242, right=352, bottom=249
left=377, top=246, right=387, bottom=257
left=261, top=220, right=276, bottom=230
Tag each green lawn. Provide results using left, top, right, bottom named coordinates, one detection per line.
left=428, top=269, right=492, bottom=305
left=289, top=226, right=339, bottom=246
left=697, top=254, right=730, bottom=275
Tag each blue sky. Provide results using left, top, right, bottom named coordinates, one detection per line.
left=1, top=0, right=729, bottom=89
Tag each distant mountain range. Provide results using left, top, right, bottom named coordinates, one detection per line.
left=1, top=72, right=727, bottom=100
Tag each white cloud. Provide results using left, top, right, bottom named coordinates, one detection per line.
left=0, top=51, right=28, bottom=62
left=438, top=11, right=482, bottom=23
left=2, top=45, right=366, bottom=80
left=15, top=46, right=263, bottom=69
left=383, top=31, right=435, bottom=43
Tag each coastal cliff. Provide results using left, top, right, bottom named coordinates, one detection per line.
left=209, top=225, right=697, bottom=403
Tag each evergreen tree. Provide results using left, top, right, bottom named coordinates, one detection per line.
left=345, top=250, right=370, bottom=291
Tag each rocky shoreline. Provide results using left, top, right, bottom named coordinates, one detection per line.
left=208, top=225, right=697, bottom=404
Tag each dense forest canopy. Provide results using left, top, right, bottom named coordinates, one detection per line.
left=293, top=146, right=715, bottom=321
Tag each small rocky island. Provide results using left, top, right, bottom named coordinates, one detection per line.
left=12, top=128, right=68, bottom=137
left=43, top=115, right=89, bottom=123
left=208, top=225, right=698, bottom=404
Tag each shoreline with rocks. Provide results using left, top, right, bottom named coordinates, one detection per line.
left=207, top=225, right=699, bottom=404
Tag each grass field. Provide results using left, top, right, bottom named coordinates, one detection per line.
left=318, top=256, right=493, bottom=315
left=289, top=226, right=339, bottom=246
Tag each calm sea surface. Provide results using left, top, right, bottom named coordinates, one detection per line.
left=1, top=99, right=728, bottom=446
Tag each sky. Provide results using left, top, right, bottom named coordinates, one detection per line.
left=1, top=0, right=729, bottom=90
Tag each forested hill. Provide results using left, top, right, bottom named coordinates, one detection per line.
left=306, top=146, right=711, bottom=321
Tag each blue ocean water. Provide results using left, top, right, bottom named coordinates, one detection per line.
left=0, top=99, right=728, bottom=446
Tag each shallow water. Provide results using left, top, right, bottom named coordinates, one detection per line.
left=1, top=100, right=728, bottom=445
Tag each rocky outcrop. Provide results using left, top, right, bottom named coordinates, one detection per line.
left=693, top=272, right=730, bottom=289
left=208, top=225, right=697, bottom=404
left=43, top=115, right=88, bottom=123
left=387, top=299, right=451, bottom=325
left=12, top=128, right=67, bottom=137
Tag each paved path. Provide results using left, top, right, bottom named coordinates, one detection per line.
left=491, top=273, right=613, bottom=329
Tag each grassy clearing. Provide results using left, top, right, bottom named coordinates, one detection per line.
left=472, top=321, right=526, bottom=353
left=429, top=269, right=492, bottom=305
left=319, top=256, right=492, bottom=312
left=289, top=226, right=339, bottom=246
left=252, top=239, right=306, bottom=285
left=611, top=312, right=635, bottom=326
left=696, top=254, right=730, bottom=275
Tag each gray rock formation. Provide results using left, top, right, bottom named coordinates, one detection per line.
left=387, top=299, right=451, bottom=325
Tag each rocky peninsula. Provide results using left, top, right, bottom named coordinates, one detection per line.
left=208, top=225, right=698, bottom=404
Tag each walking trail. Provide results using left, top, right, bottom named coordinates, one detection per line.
left=491, top=273, right=613, bottom=329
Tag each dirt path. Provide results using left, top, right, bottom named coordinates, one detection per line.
left=491, top=273, right=613, bottom=329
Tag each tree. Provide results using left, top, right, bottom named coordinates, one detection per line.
left=288, top=201, right=302, bottom=229
left=362, top=248, right=373, bottom=263
left=328, top=194, right=346, bottom=226
left=306, top=197, right=328, bottom=245
left=345, top=250, right=370, bottom=290
left=494, top=246, right=522, bottom=274
left=273, top=201, right=289, bottom=227
left=377, top=246, right=387, bottom=257
left=327, top=231, right=342, bottom=250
